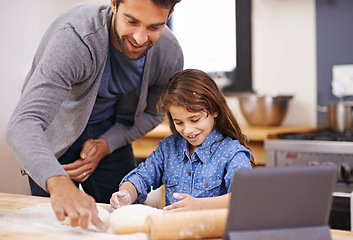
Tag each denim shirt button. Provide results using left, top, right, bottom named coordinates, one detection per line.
left=205, top=182, right=209, bottom=188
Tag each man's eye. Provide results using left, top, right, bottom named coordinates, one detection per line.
left=148, top=26, right=160, bottom=31
left=127, top=19, right=137, bottom=24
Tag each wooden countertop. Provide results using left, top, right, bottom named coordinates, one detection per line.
left=143, top=123, right=317, bottom=141
left=0, top=193, right=352, bottom=240
left=240, top=125, right=317, bottom=141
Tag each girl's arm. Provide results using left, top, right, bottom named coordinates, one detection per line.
left=163, top=193, right=231, bottom=212
left=110, top=181, right=138, bottom=209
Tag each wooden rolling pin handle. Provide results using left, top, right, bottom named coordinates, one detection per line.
left=113, top=223, right=149, bottom=235
left=146, top=208, right=228, bottom=240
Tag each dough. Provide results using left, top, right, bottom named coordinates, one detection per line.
left=97, top=205, right=110, bottom=224
left=108, top=204, right=162, bottom=230
left=59, top=205, right=110, bottom=225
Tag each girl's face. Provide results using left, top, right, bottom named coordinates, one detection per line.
left=169, top=105, right=218, bottom=154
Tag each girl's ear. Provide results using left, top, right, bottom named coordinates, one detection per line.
left=212, top=112, right=219, bottom=118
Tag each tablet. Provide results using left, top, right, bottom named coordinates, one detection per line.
left=225, top=165, right=337, bottom=240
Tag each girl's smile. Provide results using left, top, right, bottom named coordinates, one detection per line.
left=185, top=133, right=201, bottom=144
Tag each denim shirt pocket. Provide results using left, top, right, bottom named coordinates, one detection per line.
left=163, top=174, right=179, bottom=189
left=163, top=174, right=180, bottom=205
left=194, top=176, right=222, bottom=196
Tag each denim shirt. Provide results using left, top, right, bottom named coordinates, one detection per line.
left=121, top=128, right=252, bottom=206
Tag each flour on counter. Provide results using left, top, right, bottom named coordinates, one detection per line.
left=0, top=203, right=148, bottom=240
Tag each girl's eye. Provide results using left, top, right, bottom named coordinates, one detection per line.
left=191, top=118, right=200, bottom=123
left=174, top=121, right=183, bottom=125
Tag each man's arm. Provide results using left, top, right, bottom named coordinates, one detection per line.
left=6, top=25, right=95, bottom=191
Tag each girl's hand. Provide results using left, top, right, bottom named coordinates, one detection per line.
left=110, top=190, right=131, bottom=209
left=163, top=193, right=200, bottom=212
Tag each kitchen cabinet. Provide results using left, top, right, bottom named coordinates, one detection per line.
left=0, top=193, right=352, bottom=239
left=132, top=124, right=317, bottom=166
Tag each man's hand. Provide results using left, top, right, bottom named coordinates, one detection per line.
left=47, top=175, right=107, bottom=231
left=62, top=138, right=109, bottom=182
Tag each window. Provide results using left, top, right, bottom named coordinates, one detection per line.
left=171, top=0, right=252, bottom=93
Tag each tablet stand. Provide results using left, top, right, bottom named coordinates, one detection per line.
left=225, top=225, right=332, bottom=240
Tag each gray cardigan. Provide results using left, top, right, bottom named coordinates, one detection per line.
left=6, top=2, right=183, bottom=191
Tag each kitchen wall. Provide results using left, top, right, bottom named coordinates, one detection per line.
left=316, top=0, right=353, bottom=127
left=250, top=0, right=317, bottom=127
left=0, top=0, right=317, bottom=194
left=227, top=0, right=317, bottom=127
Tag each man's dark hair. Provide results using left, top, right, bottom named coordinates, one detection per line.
left=116, top=0, right=181, bottom=15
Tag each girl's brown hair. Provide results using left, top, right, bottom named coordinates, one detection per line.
left=158, top=69, right=255, bottom=166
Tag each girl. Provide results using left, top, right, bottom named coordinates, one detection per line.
left=110, top=69, right=254, bottom=212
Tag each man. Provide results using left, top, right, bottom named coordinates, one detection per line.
left=6, top=0, right=183, bottom=230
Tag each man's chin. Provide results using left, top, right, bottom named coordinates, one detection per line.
left=123, top=50, right=147, bottom=60
left=124, top=42, right=151, bottom=59
left=125, top=53, right=144, bottom=60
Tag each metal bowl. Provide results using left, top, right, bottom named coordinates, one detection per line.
left=236, top=93, right=293, bottom=126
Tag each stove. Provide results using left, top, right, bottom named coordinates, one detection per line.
left=264, top=129, right=353, bottom=230
left=265, top=130, right=353, bottom=183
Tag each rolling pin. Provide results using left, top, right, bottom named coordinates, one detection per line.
left=112, top=208, right=229, bottom=240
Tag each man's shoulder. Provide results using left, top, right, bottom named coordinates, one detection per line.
left=160, top=26, right=178, bottom=43
left=54, top=2, right=111, bottom=36
left=153, top=26, right=183, bottom=54
left=143, top=26, right=183, bottom=80
left=63, top=2, right=110, bottom=16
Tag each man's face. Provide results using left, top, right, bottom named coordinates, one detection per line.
left=111, top=0, right=171, bottom=60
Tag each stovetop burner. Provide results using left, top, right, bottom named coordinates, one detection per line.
left=281, top=130, right=353, bottom=142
